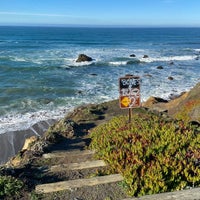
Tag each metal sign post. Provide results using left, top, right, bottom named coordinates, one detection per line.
left=119, top=75, right=141, bottom=123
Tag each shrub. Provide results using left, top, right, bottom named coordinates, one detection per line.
left=0, top=175, right=24, bottom=198
left=89, top=113, right=200, bottom=197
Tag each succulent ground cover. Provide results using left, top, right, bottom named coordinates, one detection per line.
left=0, top=175, right=24, bottom=199
left=89, top=112, right=200, bottom=197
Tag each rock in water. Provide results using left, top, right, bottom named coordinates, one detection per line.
left=157, top=65, right=164, bottom=69
left=143, top=55, right=149, bottom=58
left=168, top=76, right=174, bottom=80
left=76, top=54, right=93, bottom=62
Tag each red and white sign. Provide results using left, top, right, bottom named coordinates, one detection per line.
left=119, top=75, right=141, bottom=109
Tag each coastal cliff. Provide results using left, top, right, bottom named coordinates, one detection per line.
left=0, top=82, right=199, bottom=199
left=2, top=82, right=200, bottom=168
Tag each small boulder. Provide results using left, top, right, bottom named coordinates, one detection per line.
left=76, top=54, right=93, bottom=62
left=168, top=76, right=174, bottom=80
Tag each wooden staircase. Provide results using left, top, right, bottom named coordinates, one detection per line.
left=35, top=149, right=124, bottom=197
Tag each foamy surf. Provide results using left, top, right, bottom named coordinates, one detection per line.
left=0, top=109, right=64, bottom=135
left=140, top=55, right=197, bottom=63
left=0, top=26, right=200, bottom=136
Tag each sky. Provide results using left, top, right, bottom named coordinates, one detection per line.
left=0, top=0, right=200, bottom=27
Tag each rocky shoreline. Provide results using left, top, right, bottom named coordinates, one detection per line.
left=1, top=82, right=200, bottom=166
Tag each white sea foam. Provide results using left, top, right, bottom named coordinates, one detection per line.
left=140, top=55, right=197, bottom=63
left=72, top=61, right=95, bottom=67
left=60, top=54, right=198, bottom=68
left=109, top=61, right=128, bottom=66
left=0, top=107, right=68, bottom=135
left=11, top=57, right=27, bottom=62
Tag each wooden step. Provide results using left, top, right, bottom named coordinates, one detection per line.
left=123, top=187, right=200, bottom=200
left=42, top=149, right=95, bottom=159
left=35, top=174, right=123, bottom=194
left=50, top=160, right=106, bottom=172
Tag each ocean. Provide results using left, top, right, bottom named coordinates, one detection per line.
left=0, top=26, right=200, bottom=135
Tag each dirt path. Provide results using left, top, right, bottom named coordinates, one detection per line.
left=33, top=128, right=128, bottom=200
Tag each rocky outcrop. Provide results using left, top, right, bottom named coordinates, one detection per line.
left=143, top=82, right=200, bottom=123
left=44, top=119, right=76, bottom=144
left=171, top=82, right=200, bottom=123
left=143, top=97, right=168, bottom=108
left=76, top=54, right=93, bottom=62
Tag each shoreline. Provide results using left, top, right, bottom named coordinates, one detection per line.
left=1, top=81, right=199, bottom=165
left=0, top=83, right=194, bottom=135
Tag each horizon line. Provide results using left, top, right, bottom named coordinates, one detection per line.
left=1, top=23, right=200, bottom=28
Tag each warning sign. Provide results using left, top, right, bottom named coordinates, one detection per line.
left=119, top=75, right=141, bottom=109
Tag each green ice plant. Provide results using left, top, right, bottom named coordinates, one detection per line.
left=89, top=112, right=200, bottom=197
left=0, top=175, right=24, bottom=198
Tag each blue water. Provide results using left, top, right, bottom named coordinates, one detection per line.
left=0, top=26, right=200, bottom=134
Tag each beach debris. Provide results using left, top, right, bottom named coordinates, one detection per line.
left=76, top=54, right=93, bottom=62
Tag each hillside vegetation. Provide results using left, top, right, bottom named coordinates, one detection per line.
left=89, top=113, right=200, bottom=196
